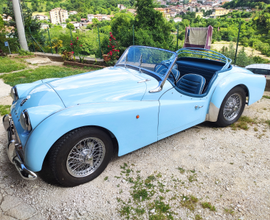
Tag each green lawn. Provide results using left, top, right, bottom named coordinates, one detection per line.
left=0, top=105, right=11, bottom=116
left=0, top=57, right=27, bottom=73
left=0, top=65, right=100, bottom=86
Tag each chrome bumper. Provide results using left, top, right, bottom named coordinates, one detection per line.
left=2, top=114, right=37, bottom=180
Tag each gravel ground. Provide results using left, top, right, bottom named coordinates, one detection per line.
left=0, top=77, right=270, bottom=219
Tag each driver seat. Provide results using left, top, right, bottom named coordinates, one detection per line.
left=155, top=64, right=180, bottom=82
left=177, top=74, right=206, bottom=94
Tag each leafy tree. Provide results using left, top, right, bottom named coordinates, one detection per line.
left=111, top=12, right=134, bottom=47
left=67, top=23, right=75, bottom=30
left=0, top=16, right=7, bottom=50
left=0, top=0, right=7, bottom=14
left=134, top=0, right=174, bottom=49
left=3, top=0, right=45, bottom=51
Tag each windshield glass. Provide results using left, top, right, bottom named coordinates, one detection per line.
left=116, top=46, right=177, bottom=79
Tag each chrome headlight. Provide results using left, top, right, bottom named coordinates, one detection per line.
left=20, top=110, right=32, bottom=132
left=10, top=86, right=19, bottom=102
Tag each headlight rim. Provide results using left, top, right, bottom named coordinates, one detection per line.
left=10, top=86, right=19, bottom=102
left=20, top=110, right=32, bottom=132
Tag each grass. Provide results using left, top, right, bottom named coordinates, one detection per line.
left=177, top=167, right=185, bottom=174
left=224, top=207, right=234, bottom=215
left=230, top=116, right=256, bottom=130
left=0, top=57, right=27, bottom=73
left=115, top=163, right=221, bottom=219
left=201, top=202, right=216, bottom=211
left=263, top=95, right=270, bottom=99
left=180, top=195, right=199, bottom=211
left=0, top=65, right=100, bottom=86
left=0, top=105, right=11, bottom=116
left=117, top=163, right=177, bottom=219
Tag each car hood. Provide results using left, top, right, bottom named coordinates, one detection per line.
left=48, top=66, right=149, bottom=107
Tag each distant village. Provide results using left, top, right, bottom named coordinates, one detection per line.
left=2, top=0, right=254, bottom=30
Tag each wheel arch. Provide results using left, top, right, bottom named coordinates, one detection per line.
left=206, top=84, right=249, bottom=122
left=42, top=125, right=119, bottom=171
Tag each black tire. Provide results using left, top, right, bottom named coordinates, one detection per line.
left=216, top=87, right=246, bottom=127
left=47, top=127, right=113, bottom=187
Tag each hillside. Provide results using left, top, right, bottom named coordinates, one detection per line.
left=224, top=0, right=270, bottom=8
left=24, top=0, right=134, bottom=14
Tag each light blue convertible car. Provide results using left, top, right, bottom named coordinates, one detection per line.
left=2, top=46, right=266, bottom=186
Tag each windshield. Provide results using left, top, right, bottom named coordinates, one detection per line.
left=116, top=46, right=177, bottom=80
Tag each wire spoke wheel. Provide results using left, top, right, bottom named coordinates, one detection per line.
left=47, top=127, right=113, bottom=187
left=216, top=87, right=246, bottom=127
left=223, top=93, right=242, bottom=121
left=66, top=137, right=106, bottom=178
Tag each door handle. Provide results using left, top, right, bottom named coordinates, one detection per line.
left=195, top=105, right=203, bottom=109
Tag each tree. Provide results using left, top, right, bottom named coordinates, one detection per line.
left=67, top=23, right=75, bottom=30
left=0, top=16, right=6, bottom=48
left=134, top=0, right=174, bottom=50
left=111, top=12, right=134, bottom=47
left=3, top=0, right=45, bottom=51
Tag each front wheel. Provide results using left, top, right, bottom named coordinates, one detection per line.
left=47, top=127, right=113, bottom=187
left=216, top=87, right=246, bottom=127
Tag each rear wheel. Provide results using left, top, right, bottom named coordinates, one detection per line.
left=216, top=87, right=246, bottom=127
left=47, top=127, right=113, bottom=187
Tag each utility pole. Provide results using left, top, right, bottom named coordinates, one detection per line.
left=12, top=0, right=29, bottom=51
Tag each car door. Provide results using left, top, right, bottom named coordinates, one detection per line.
left=158, top=87, right=208, bottom=140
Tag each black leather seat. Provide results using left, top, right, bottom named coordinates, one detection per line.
left=176, top=74, right=206, bottom=94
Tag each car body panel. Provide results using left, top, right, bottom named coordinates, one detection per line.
left=158, top=88, right=208, bottom=140
left=24, top=101, right=159, bottom=172
left=10, top=84, right=65, bottom=146
left=209, top=67, right=266, bottom=109
left=48, top=67, right=152, bottom=107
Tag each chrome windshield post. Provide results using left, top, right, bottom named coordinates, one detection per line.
left=139, top=54, right=142, bottom=73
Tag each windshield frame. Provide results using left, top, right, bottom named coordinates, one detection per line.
left=115, top=45, right=178, bottom=93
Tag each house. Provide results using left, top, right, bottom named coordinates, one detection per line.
left=164, top=13, right=171, bottom=20
left=196, top=11, right=204, bottom=18
left=127, top=9, right=136, bottom=14
left=50, top=8, right=68, bottom=24
left=94, top=14, right=109, bottom=21
left=174, top=17, right=183, bottom=22
left=69, top=11, right=78, bottom=15
left=40, top=23, right=49, bottom=29
left=2, top=14, right=12, bottom=22
left=118, top=4, right=126, bottom=10
left=82, top=22, right=92, bottom=27
left=154, top=8, right=166, bottom=14
left=70, top=21, right=81, bottom=29
left=170, top=11, right=177, bottom=17
left=213, top=7, right=229, bottom=16
left=87, top=14, right=95, bottom=22
left=32, top=14, right=48, bottom=21
left=159, top=1, right=166, bottom=5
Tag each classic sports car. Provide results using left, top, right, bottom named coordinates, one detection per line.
left=2, top=46, right=266, bottom=187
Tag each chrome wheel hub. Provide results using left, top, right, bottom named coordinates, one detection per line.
left=223, top=93, right=242, bottom=121
left=66, top=137, right=106, bottom=178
